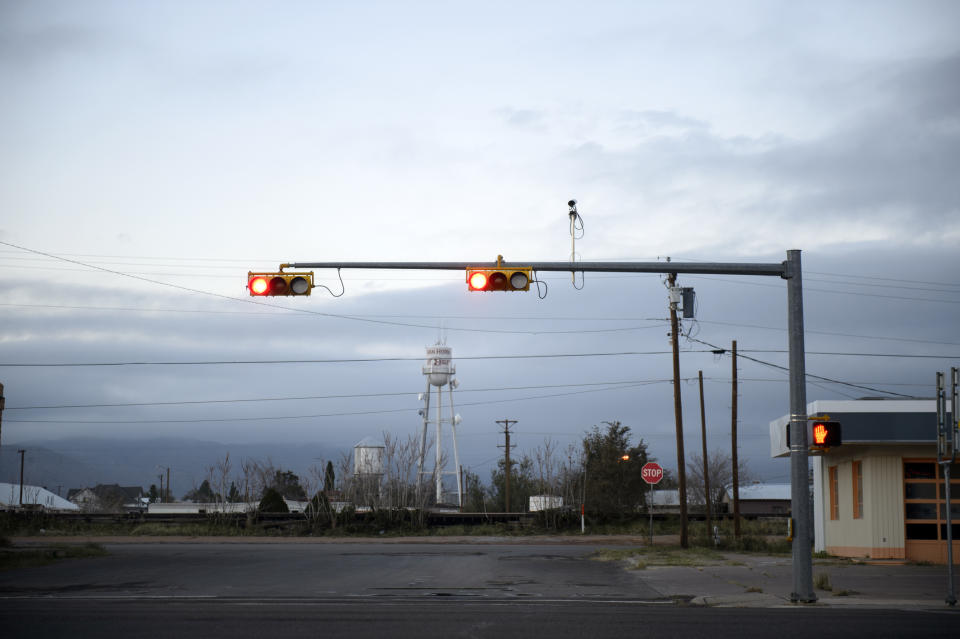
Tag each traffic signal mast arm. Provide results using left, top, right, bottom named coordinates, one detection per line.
left=285, top=259, right=788, bottom=277
left=258, top=250, right=816, bottom=602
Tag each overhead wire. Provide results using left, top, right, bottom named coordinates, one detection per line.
left=0, top=350, right=704, bottom=367
left=5, top=378, right=669, bottom=410
left=4, top=379, right=668, bottom=425
left=6, top=375, right=928, bottom=412
left=3, top=300, right=959, bottom=347
left=685, top=336, right=920, bottom=399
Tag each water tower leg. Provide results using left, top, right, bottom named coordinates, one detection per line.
left=450, top=383, right=462, bottom=507
left=436, top=384, right=443, bottom=503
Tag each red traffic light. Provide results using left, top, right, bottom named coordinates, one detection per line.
left=249, top=275, right=270, bottom=295
left=468, top=271, right=488, bottom=290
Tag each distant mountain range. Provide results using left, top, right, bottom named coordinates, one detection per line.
left=0, top=437, right=336, bottom=500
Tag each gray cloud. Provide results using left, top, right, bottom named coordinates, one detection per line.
left=495, top=107, right=547, bottom=129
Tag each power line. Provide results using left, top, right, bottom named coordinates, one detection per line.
left=4, top=381, right=664, bottom=425
left=687, top=337, right=920, bottom=399
left=695, top=318, right=960, bottom=347
left=805, top=269, right=960, bottom=289
left=8, top=375, right=930, bottom=412
left=5, top=300, right=958, bottom=348
left=6, top=379, right=669, bottom=410
left=742, top=350, right=959, bottom=359
left=0, top=241, right=674, bottom=336
left=3, top=348, right=955, bottom=369
left=0, top=350, right=707, bottom=367
left=683, top=274, right=960, bottom=304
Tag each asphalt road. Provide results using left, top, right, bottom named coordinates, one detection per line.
left=0, top=542, right=659, bottom=600
left=1, top=542, right=957, bottom=638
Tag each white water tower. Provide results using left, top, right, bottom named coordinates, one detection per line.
left=418, top=342, right=463, bottom=506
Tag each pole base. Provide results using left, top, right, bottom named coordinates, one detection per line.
left=790, top=593, right=817, bottom=604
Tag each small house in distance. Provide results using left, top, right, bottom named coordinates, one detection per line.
left=650, top=489, right=680, bottom=513
left=67, top=484, right=144, bottom=513
left=722, top=483, right=791, bottom=515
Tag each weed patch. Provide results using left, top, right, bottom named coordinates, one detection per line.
left=0, top=543, right=108, bottom=571
left=590, top=545, right=725, bottom=568
left=814, top=572, right=832, bottom=591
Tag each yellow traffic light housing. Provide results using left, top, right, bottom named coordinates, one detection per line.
left=466, top=256, right=532, bottom=292
left=248, top=271, right=314, bottom=296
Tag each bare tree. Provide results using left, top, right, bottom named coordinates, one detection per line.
left=204, top=453, right=233, bottom=513
left=557, top=442, right=585, bottom=510
left=381, top=431, right=421, bottom=510
left=686, top=449, right=752, bottom=513
left=532, top=438, right=560, bottom=497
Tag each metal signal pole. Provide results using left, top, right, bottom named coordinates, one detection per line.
left=286, top=249, right=815, bottom=600
left=785, top=250, right=815, bottom=603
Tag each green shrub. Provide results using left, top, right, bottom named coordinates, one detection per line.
left=258, top=488, right=289, bottom=513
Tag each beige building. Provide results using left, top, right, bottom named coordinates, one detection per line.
left=771, top=399, right=959, bottom=565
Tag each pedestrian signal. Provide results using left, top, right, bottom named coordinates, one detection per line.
left=810, top=421, right=842, bottom=450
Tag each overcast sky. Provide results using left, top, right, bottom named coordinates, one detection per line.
left=1, top=1, right=958, bottom=487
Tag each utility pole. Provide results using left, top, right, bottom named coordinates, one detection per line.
left=496, top=419, right=517, bottom=513
left=166, top=467, right=171, bottom=502
left=0, top=383, right=5, bottom=480
left=698, top=370, right=712, bottom=536
left=158, top=474, right=164, bottom=503
left=731, top=340, right=741, bottom=538
left=667, top=272, right=689, bottom=548
left=18, top=449, right=26, bottom=506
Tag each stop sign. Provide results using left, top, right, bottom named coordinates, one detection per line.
left=641, top=462, right=664, bottom=485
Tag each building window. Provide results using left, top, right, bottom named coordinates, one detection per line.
left=852, top=461, right=863, bottom=519
left=829, top=466, right=839, bottom=520
left=904, top=460, right=960, bottom=541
